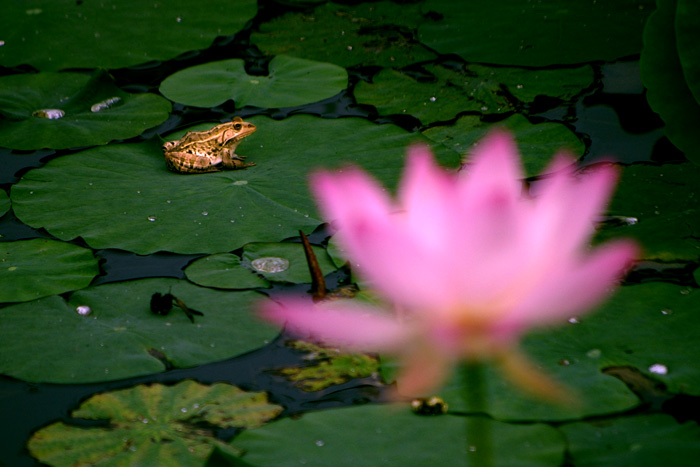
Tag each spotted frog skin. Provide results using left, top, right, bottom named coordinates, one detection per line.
left=163, top=117, right=257, bottom=174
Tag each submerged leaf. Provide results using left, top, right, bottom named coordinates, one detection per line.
left=28, top=380, right=283, bottom=466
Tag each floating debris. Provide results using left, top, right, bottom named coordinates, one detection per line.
left=90, top=97, right=122, bottom=112
left=32, top=108, right=65, bottom=119
left=75, top=305, right=92, bottom=316
left=252, top=257, right=289, bottom=273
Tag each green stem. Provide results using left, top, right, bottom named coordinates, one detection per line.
left=463, top=362, right=493, bottom=467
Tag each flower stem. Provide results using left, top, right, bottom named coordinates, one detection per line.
left=463, top=362, right=493, bottom=467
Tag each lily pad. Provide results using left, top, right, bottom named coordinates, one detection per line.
left=0, top=70, right=171, bottom=150
left=418, top=0, right=655, bottom=66
left=0, top=278, right=278, bottom=383
left=598, top=162, right=700, bottom=260
left=28, top=380, right=283, bottom=467
left=437, top=282, right=700, bottom=420
left=241, top=242, right=337, bottom=284
left=276, top=340, right=379, bottom=392
left=0, top=189, right=9, bottom=217
left=251, top=1, right=436, bottom=68
left=0, top=239, right=98, bottom=303
left=233, top=404, right=565, bottom=466
left=422, top=114, right=585, bottom=177
left=11, top=115, right=460, bottom=255
left=640, top=0, right=700, bottom=165
left=160, top=56, right=348, bottom=109
left=0, top=0, right=257, bottom=71
left=354, top=64, right=593, bottom=125
left=676, top=0, right=700, bottom=104
left=562, top=414, right=700, bottom=466
left=185, top=253, right=270, bottom=290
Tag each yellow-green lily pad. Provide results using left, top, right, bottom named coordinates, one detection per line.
left=28, top=380, right=283, bottom=467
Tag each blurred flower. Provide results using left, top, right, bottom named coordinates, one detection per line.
left=261, top=131, right=637, bottom=398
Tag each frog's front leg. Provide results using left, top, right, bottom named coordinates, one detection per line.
left=222, top=148, right=256, bottom=169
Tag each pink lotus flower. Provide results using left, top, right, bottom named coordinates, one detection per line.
left=261, top=131, right=638, bottom=398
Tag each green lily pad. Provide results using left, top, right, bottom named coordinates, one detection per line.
left=233, top=404, right=565, bottom=466
left=185, top=253, right=270, bottom=290
left=640, top=0, right=700, bottom=165
left=423, top=114, right=585, bottom=177
left=0, top=278, right=278, bottom=383
left=562, top=414, right=700, bottom=466
left=160, top=56, right=347, bottom=109
left=676, top=0, right=700, bottom=104
left=241, top=242, right=337, bottom=284
left=418, top=0, right=655, bottom=66
left=0, top=239, right=98, bottom=303
left=0, top=189, right=9, bottom=217
left=598, top=163, right=700, bottom=261
left=11, top=115, right=460, bottom=255
left=0, top=70, right=171, bottom=150
left=0, top=0, right=257, bottom=71
left=28, top=380, right=283, bottom=467
left=438, top=282, right=700, bottom=421
left=251, top=1, right=436, bottom=68
left=355, top=64, right=593, bottom=125
left=276, top=340, right=379, bottom=392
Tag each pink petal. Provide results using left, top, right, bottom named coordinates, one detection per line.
left=500, top=240, right=639, bottom=331
left=393, top=343, right=455, bottom=397
left=259, top=298, right=410, bottom=351
left=310, top=168, right=394, bottom=233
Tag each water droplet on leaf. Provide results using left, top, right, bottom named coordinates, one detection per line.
left=251, top=257, right=289, bottom=273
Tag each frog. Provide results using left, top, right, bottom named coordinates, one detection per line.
left=163, top=117, right=257, bottom=174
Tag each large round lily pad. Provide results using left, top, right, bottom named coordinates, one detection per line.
left=562, top=414, right=700, bottom=466
left=160, top=56, right=348, bottom=109
left=676, top=0, right=700, bottom=104
left=251, top=1, right=436, bottom=68
left=422, top=114, right=585, bottom=177
left=418, top=0, right=655, bottom=66
left=233, top=404, right=565, bottom=466
left=28, top=380, right=283, bottom=466
left=437, top=282, right=700, bottom=421
left=0, top=239, right=98, bottom=303
left=640, top=0, right=700, bottom=165
left=11, top=115, right=460, bottom=255
left=0, top=70, right=171, bottom=150
left=0, top=278, right=278, bottom=383
left=0, top=0, right=257, bottom=71
left=355, top=64, right=593, bottom=125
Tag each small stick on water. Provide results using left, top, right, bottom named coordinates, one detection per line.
left=299, top=230, right=326, bottom=301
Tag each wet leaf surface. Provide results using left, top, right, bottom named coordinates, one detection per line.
left=251, top=1, right=436, bottom=68
left=0, top=239, right=98, bottom=303
left=28, top=380, right=283, bottom=466
left=0, top=70, right=171, bottom=150
left=233, top=403, right=565, bottom=466
left=11, top=116, right=459, bottom=254
left=160, top=56, right=348, bottom=109
left=0, top=0, right=257, bottom=71
left=0, top=278, right=278, bottom=383
left=419, top=0, right=654, bottom=66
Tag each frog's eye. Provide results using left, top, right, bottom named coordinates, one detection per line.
left=233, top=123, right=242, bottom=130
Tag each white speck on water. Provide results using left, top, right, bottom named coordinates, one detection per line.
left=147, top=216, right=156, bottom=222
left=181, top=407, right=187, bottom=413
left=165, top=322, right=172, bottom=326
left=468, top=446, right=477, bottom=452
left=32, top=108, right=65, bottom=119
left=210, top=343, right=216, bottom=348
left=429, top=96, right=436, bottom=102
left=315, top=440, right=325, bottom=447
left=233, top=180, right=248, bottom=186
left=142, top=418, right=149, bottom=424
left=347, top=46, right=353, bottom=50
left=76, top=305, right=92, bottom=316
left=252, top=257, right=289, bottom=273
left=104, top=368, right=109, bottom=374
left=568, top=317, right=580, bottom=324
left=91, top=97, right=121, bottom=112
left=516, top=84, right=524, bottom=89
left=586, top=349, right=602, bottom=359
left=230, top=219, right=235, bottom=223
left=649, top=363, right=668, bottom=375
left=201, top=211, right=208, bottom=216
left=661, top=309, right=672, bottom=315
left=176, top=17, right=182, bottom=22
left=480, top=106, right=488, bottom=111
left=0, top=41, right=5, bottom=46
left=249, top=79, right=259, bottom=85
left=166, top=200, right=171, bottom=204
